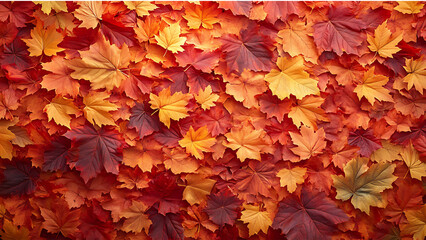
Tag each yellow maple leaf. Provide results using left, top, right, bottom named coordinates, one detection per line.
left=183, top=2, right=221, bottom=29
left=265, top=55, right=319, bottom=100
left=22, top=22, right=64, bottom=56
left=240, top=204, right=272, bottom=236
left=289, top=126, right=326, bottom=161
left=68, top=37, right=131, bottom=91
left=179, top=126, right=216, bottom=159
left=0, top=219, right=30, bottom=240
left=288, top=95, right=328, bottom=130
left=370, top=140, right=403, bottom=163
left=224, top=123, right=270, bottom=162
left=277, top=167, right=307, bottom=193
left=119, top=201, right=152, bottom=234
left=34, top=1, right=68, bottom=14
left=183, top=174, right=216, bottom=205
left=194, top=85, right=219, bottom=110
left=0, top=120, right=15, bottom=160
left=354, top=67, right=393, bottom=105
left=332, top=157, right=397, bottom=214
left=403, top=57, right=426, bottom=94
left=154, top=22, right=187, bottom=53
left=74, top=1, right=104, bottom=28
left=149, top=88, right=191, bottom=128
left=44, top=96, right=79, bottom=129
left=400, top=143, right=426, bottom=181
left=124, top=1, right=157, bottom=17
left=83, top=92, right=118, bottom=127
left=367, top=21, right=402, bottom=58
left=402, top=205, right=426, bottom=240
left=394, top=1, right=425, bottom=14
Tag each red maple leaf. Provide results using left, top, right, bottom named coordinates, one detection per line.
left=148, top=208, right=184, bottom=240
left=204, top=190, right=242, bottom=227
left=128, top=102, right=159, bottom=139
left=64, top=125, right=125, bottom=183
left=348, top=128, right=382, bottom=157
left=221, top=25, right=273, bottom=73
left=313, top=6, right=366, bottom=55
left=141, top=172, right=184, bottom=215
left=43, top=136, right=71, bottom=172
left=0, top=161, right=39, bottom=196
left=272, top=188, right=349, bottom=239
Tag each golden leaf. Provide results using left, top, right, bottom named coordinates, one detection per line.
left=240, top=204, right=272, bottom=236
left=277, top=167, right=307, bottom=193
left=154, top=22, right=187, bottom=53
left=265, top=56, right=319, bottom=100
left=22, top=22, right=64, bottom=56
left=83, top=92, right=118, bottom=127
left=354, top=67, right=393, bottom=105
left=149, top=88, right=191, bottom=128
left=44, top=96, right=79, bottom=129
left=367, top=21, right=402, bottom=58
left=179, top=126, right=216, bottom=159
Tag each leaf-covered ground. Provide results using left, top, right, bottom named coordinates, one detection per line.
left=0, top=1, right=425, bottom=240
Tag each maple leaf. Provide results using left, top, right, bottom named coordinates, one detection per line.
left=290, top=126, right=326, bottom=161
left=178, top=126, right=216, bottom=159
left=183, top=174, right=216, bottom=205
left=44, top=96, right=79, bottom=129
left=122, top=138, right=162, bottom=172
left=149, top=87, right=191, bottom=128
left=394, top=1, right=425, bottom=14
left=400, top=143, right=426, bottom=181
left=40, top=200, right=80, bottom=237
left=354, top=67, right=393, bottom=105
left=142, top=172, right=184, bottom=215
left=370, top=140, right=403, bottom=163
left=154, top=22, right=187, bottom=54
left=148, top=208, right=184, bottom=240
left=218, top=1, right=252, bottom=17
left=74, top=1, right=104, bottom=28
left=176, top=45, right=219, bottom=72
left=221, top=25, right=273, bottom=73
left=224, top=123, right=270, bottom=162
left=34, top=1, right=67, bottom=14
left=0, top=2, right=34, bottom=28
left=194, top=85, right=219, bottom=110
left=0, top=161, right=39, bottom=196
left=0, top=219, right=30, bottom=240
left=128, top=103, right=159, bottom=139
left=240, top=204, right=272, bottom=236
left=234, top=161, right=276, bottom=198
left=401, top=205, right=426, bottom=240
left=163, top=148, right=199, bottom=174
left=313, top=6, right=366, bottom=55
left=204, top=191, right=241, bottom=227
left=263, top=2, right=302, bottom=23
left=183, top=2, right=221, bottom=29
left=64, top=125, right=124, bottom=183
left=348, top=129, right=382, bottom=157
left=120, top=200, right=152, bottom=234
left=0, top=121, right=15, bottom=160
left=9, top=126, right=32, bottom=148
left=123, top=1, right=157, bottom=17
left=22, top=22, right=64, bottom=56
left=43, top=136, right=70, bottom=172
left=272, top=189, right=349, bottom=239
left=277, top=16, right=319, bottom=63
left=288, top=95, right=328, bottom=129
left=225, top=69, right=267, bottom=109
left=41, top=56, right=80, bottom=98
left=68, top=37, right=131, bottom=91
left=277, top=167, right=307, bottom=193
left=83, top=92, right=118, bottom=127
left=332, top=157, right=397, bottom=214
left=403, top=57, right=426, bottom=94
left=367, top=21, right=402, bottom=58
